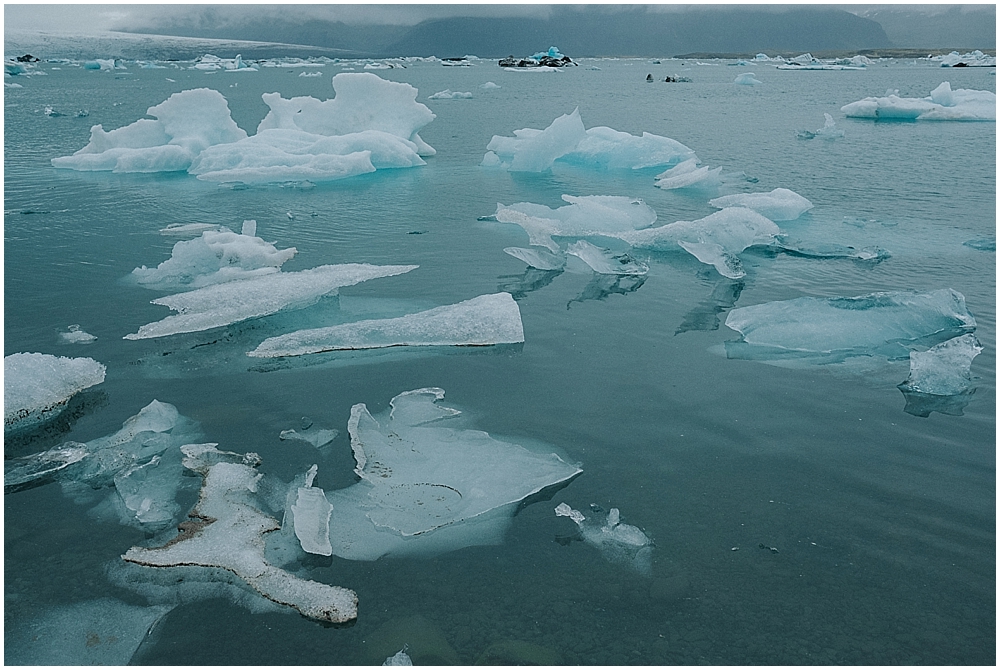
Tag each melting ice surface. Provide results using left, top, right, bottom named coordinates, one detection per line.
left=797, top=113, right=845, bottom=140
left=724, top=289, right=976, bottom=364
left=709, top=188, right=813, bottom=221
left=841, top=82, right=996, bottom=121
left=482, top=108, right=695, bottom=172
left=52, top=73, right=437, bottom=182
left=734, top=73, right=762, bottom=85
left=4, top=353, right=106, bottom=433
left=125, top=263, right=418, bottom=339
left=131, top=219, right=297, bottom=291
left=555, top=502, right=653, bottom=576
left=898, top=333, right=983, bottom=396
left=565, top=240, right=649, bottom=276
left=58, top=324, right=98, bottom=344
left=654, top=158, right=723, bottom=190
left=323, top=388, right=582, bottom=560
left=248, top=292, right=524, bottom=357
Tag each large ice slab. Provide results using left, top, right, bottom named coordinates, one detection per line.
left=555, top=502, right=653, bottom=575
left=131, top=220, right=297, bottom=291
left=709, top=188, right=813, bottom=221
left=325, top=388, right=582, bottom=560
left=494, top=195, right=658, bottom=252
left=841, top=82, right=996, bottom=121
left=290, top=465, right=334, bottom=556
left=725, top=289, right=977, bottom=363
left=898, top=334, right=983, bottom=396
left=248, top=293, right=523, bottom=357
left=5, top=353, right=106, bottom=434
left=125, top=263, right=418, bottom=340
left=482, top=108, right=695, bottom=172
left=51, top=88, right=246, bottom=172
left=123, top=458, right=359, bottom=623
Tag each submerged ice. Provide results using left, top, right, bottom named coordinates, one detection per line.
left=841, top=82, right=996, bottom=121
left=5, top=353, right=106, bottom=434
left=898, top=333, right=983, bottom=396
left=555, top=502, right=653, bottom=575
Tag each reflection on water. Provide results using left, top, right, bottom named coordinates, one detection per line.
left=567, top=274, right=647, bottom=309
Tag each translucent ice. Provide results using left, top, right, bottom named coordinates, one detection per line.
left=503, top=246, right=566, bottom=271
left=325, top=388, right=582, bottom=560
left=654, top=158, right=722, bottom=190
left=428, top=89, right=472, bottom=99
left=734, top=73, right=762, bottom=85
left=125, top=263, right=418, bottom=340
left=566, top=240, right=649, bottom=276
left=5, top=353, right=106, bottom=434
left=709, top=188, right=813, bottom=221
left=898, top=334, right=983, bottom=396
left=131, top=220, right=297, bottom=290
left=494, top=195, right=657, bottom=252
left=248, top=293, right=524, bottom=357
left=797, top=113, right=844, bottom=140
left=279, top=424, right=339, bottom=450
left=384, top=648, right=414, bottom=666
left=725, top=289, right=977, bottom=363
left=483, top=108, right=695, bottom=172
left=555, top=502, right=653, bottom=575
left=124, top=458, right=359, bottom=623
left=841, top=82, right=996, bottom=121
left=59, top=324, right=98, bottom=344
left=291, top=465, right=334, bottom=556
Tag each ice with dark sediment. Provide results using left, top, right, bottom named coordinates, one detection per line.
left=709, top=188, right=813, bottom=221
left=555, top=502, right=653, bottom=575
left=898, top=333, right=983, bottom=396
left=494, top=195, right=658, bottom=252
left=125, top=263, right=418, bottom=340
left=481, top=108, right=695, bottom=172
left=324, top=388, right=582, bottom=560
left=248, top=293, right=524, bottom=357
left=131, top=219, right=297, bottom=291
left=724, top=289, right=977, bottom=364
left=841, top=82, right=995, bottom=121
left=123, top=451, right=359, bottom=623
left=566, top=240, right=649, bottom=276
left=5, top=352, right=106, bottom=434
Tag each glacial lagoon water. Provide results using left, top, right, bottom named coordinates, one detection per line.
left=4, top=54, right=995, bottom=664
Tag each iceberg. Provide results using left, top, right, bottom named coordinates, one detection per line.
left=124, top=263, right=418, bottom=340
left=654, top=158, right=722, bottom=190
left=725, top=289, right=976, bottom=364
left=566, top=240, right=649, bottom=276
left=123, top=456, right=359, bottom=623
left=325, top=388, right=582, bottom=560
left=480, top=82, right=501, bottom=89
left=841, top=82, right=995, bottom=121
left=5, top=353, right=106, bottom=434
left=494, top=194, right=658, bottom=252
left=131, top=220, right=297, bottom=291
left=427, top=89, right=472, bottom=99
left=898, top=334, right=983, bottom=396
left=938, top=50, right=997, bottom=67
left=59, top=324, right=98, bottom=344
left=248, top=293, right=524, bottom=357
left=734, top=73, right=762, bottom=85
left=482, top=108, right=695, bottom=172
left=555, top=502, right=653, bottom=575
left=709, top=188, right=813, bottom=221
left=797, top=113, right=845, bottom=140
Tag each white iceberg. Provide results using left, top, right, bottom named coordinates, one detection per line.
left=59, top=324, right=97, bottom=344
left=131, top=220, right=297, bottom=291
left=566, top=240, right=648, bottom=276
left=494, top=195, right=657, bottom=252
left=555, top=502, right=653, bottom=575
left=938, top=50, right=996, bottom=67
left=708, top=188, right=813, bottom=221
left=482, top=108, right=695, bottom=172
left=654, top=158, right=722, bottom=190
left=480, top=81, right=501, bottom=89
left=428, top=89, right=472, bottom=99
left=734, top=73, right=762, bottom=85
left=898, top=334, right=983, bottom=396
left=841, top=82, right=996, bottom=121
left=797, top=113, right=844, bottom=140
left=248, top=293, right=524, bottom=357
left=124, top=263, right=418, bottom=340
left=325, top=388, right=582, bottom=560
left=725, top=289, right=976, bottom=364
left=5, top=353, right=106, bottom=433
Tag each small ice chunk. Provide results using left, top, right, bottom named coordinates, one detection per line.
left=566, top=240, right=648, bottom=276
left=124, top=263, right=418, bottom=340
left=554, top=502, right=653, bottom=575
left=480, top=82, right=501, bottom=89
left=248, top=293, right=524, bottom=357
left=654, top=158, right=722, bottom=190
left=5, top=353, right=106, bottom=434
left=279, top=426, right=339, bottom=449
left=898, top=334, right=983, bottom=396
left=384, top=648, right=413, bottom=666
left=428, top=89, right=472, bottom=99
left=503, top=246, right=566, bottom=270
left=709, top=188, right=813, bottom=221
left=159, top=222, right=228, bottom=237
left=59, top=324, right=97, bottom=344
left=734, top=72, right=762, bottom=85
left=291, top=465, right=334, bottom=556
left=798, top=113, right=844, bottom=140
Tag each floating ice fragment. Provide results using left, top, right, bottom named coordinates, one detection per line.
left=725, top=289, right=976, bottom=364
left=384, top=648, right=414, bottom=666
left=841, top=82, right=995, bottom=121
left=898, top=334, right=983, bottom=396
left=59, top=324, right=97, bottom=344
left=325, top=388, right=582, bottom=560
left=709, top=188, right=813, bottom=221
left=555, top=502, right=653, bottom=575
left=248, top=293, right=523, bottom=357
left=734, top=73, right=762, bottom=85
left=566, top=240, right=648, bottom=276
left=125, top=263, right=418, bottom=340
left=131, top=221, right=297, bottom=291
left=279, top=425, right=339, bottom=449
left=291, top=465, right=334, bottom=556
left=503, top=246, right=566, bottom=270
left=798, top=113, right=844, bottom=140
left=5, top=353, right=106, bottom=433
left=654, top=158, right=722, bottom=190
left=158, top=222, right=227, bottom=237
left=480, top=81, right=501, bottom=89
left=428, top=89, right=472, bottom=99
left=124, top=458, right=358, bottom=623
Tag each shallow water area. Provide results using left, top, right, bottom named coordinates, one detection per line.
left=4, top=53, right=995, bottom=665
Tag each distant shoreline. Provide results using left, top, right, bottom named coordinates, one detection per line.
left=675, top=48, right=997, bottom=60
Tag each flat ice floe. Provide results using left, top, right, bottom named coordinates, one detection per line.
left=5, top=353, right=106, bottom=433
left=324, top=388, right=582, bottom=560
left=708, top=188, right=813, bottom=221
left=482, top=108, right=695, bottom=172
left=898, top=333, right=983, bottom=396
left=125, top=263, right=418, bottom=340
left=841, top=82, right=996, bottom=121
left=131, top=220, right=297, bottom=291
left=248, top=293, right=523, bottom=357
left=555, top=502, right=653, bottom=575
left=724, top=289, right=976, bottom=364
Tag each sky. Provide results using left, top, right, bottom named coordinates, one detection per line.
left=4, top=2, right=991, bottom=35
